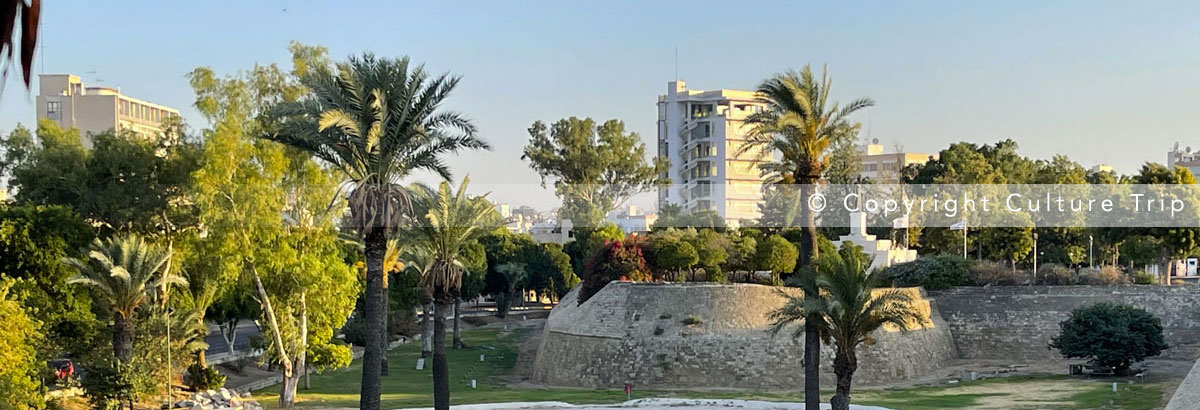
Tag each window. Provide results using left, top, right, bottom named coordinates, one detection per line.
left=46, top=101, right=61, bottom=119
left=865, top=163, right=878, bottom=172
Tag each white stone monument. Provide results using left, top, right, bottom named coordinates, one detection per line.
left=833, top=211, right=917, bottom=270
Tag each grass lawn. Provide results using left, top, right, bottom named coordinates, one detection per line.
left=254, top=324, right=1163, bottom=410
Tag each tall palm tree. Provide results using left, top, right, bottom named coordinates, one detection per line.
left=66, top=234, right=187, bottom=363
left=265, top=55, right=488, bottom=410
left=407, top=177, right=497, bottom=410
left=742, top=65, right=873, bottom=410
left=770, top=247, right=924, bottom=410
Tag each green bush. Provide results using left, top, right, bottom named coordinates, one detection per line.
left=1080, top=266, right=1127, bottom=285
left=876, top=254, right=972, bottom=290
left=1133, top=271, right=1157, bottom=285
left=1050, top=302, right=1167, bottom=375
left=183, top=363, right=226, bottom=391
left=681, top=315, right=704, bottom=326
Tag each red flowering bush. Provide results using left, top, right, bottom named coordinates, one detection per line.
left=579, top=238, right=649, bottom=304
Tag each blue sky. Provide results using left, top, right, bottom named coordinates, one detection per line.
left=3, top=1, right=1200, bottom=209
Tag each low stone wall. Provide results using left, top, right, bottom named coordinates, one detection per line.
left=932, top=286, right=1200, bottom=361
left=532, top=282, right=958, bottom=390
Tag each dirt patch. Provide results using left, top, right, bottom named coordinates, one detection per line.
left=943, top=379, right=1088, bottom=409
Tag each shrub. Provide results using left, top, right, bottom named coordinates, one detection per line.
left=1081, top=266, right=1127, bottom=285
left=1036, top=264, right=1076, bottom=285
left=1133, top=271, right=1157, bottom=285
left=681, top=315, right=704, bottom=326
left=579, top=239, right=649, bottom=304
left=972, top=260, right=1026, bottom=285
left=183, top=363, right=226, bottom=391
left=1050, top=302, right=1167, bottom=375
left=876, top=254, right=972, bottom=290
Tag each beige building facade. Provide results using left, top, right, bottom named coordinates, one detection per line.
left=36, top=74, right=180, bottom=148
left=858, top=141, right=936, bottom=183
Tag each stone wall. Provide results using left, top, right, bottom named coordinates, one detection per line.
left=932, top=286, right=1200, bottom=361
left=1166, top=358, right=1200, bottom=410
left=532, top=282, right=958, bottom=390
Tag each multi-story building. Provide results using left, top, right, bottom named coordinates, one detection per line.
left=858, top=140, right=935, bottom=183
left=657, top=81, right=768, bottom=226
left=1167, top=143, right=1200, bottom=179
left=606, top=205, right=657, bottom=235
left=36, top=74, right=180, bottom=148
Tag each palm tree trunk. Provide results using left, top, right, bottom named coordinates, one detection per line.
left=421, top=302, right=434, bottom=357
left=799, top=179, right=821, bottom=410
left=452, top=298, right=463, bottom=348
left=433, top=301, right=452, bottom=410
left=113, top=315, right=134, bottom=363
left=831, top=349, right=858, bottom=410
left=359, top=228, right=386, bottom=410
left=381, top=272, right=390, bottom=376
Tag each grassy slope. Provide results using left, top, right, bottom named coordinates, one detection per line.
left=255, top=325, right=1162, bottom=410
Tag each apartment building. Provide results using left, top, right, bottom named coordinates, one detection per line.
left=657, top=81, right=768, bottom=226
left=36, top=74, right=180, bottom=148
left=858, top=140, right=935, bottom=183
left=1167, top=143, right=1200, bottom=179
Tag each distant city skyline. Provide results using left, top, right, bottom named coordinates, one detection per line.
left=3, top=1, right=1200, bottom=210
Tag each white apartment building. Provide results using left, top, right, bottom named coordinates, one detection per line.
left=607, top=205, right=657, bottom=235
left=1167, top=143, right=1200, bottom=179
left=657, top=81, right=768, bottom=226
left=36, top=74, right=180, bottom=148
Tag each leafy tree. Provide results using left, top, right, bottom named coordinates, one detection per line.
left=741, top=66, right=873, bottom=409
left=265, top=54, right=488, bottom=410
left=687, top=229, right=729, bottom=281
left=645, top=236, right=698, bottom=281
left=770, top=244, right=925, bottom=410
left=187, top=45, right=360, bottom=406
left=406, top=178, right=498, bottom=409
left=522, top=117, right=667, bottom=227
left=479, top=230, right=538, bottom=317
left=652, top=204, right=726, bottom=231
left=754, top=235, right=799, bottom=282
left=0, top=204, right=96, bottom=357
left=7, top=120, right=201, bottom=236
left=822, top=122, right=866, bottom=184
left=1051, top=302, right=1167, bottom=375
left=0, top=279, right=44, bottom=410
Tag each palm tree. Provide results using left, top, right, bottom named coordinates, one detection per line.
left=742, top=65, right=873, bottom=410
left=66, top=234, right=187, bottom=363
left=770, top=247, right=924, bottom=410
left=265, top=55, right=488, bottom=410
left=407, top=177, right=497, bottom=410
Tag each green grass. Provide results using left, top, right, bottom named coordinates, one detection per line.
left=255, top=325, right=1164, bottom=409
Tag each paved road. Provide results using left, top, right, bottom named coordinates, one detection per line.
left=205, top=321, right=259, bottom=357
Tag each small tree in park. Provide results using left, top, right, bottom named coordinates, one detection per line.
left=1050, top=302, right=1167, bottom=375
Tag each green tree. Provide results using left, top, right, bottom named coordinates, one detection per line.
left=741, top=66, right=873, bottom=409
left=406, top=177, right=498, bottom=410
left=645, top=236, right=698, bottom=281
left=0, top=279, right=44, bottom=410
left=522, top=117, right=667, bottom=227
left=754, top=235, right=799, bottom=282
left=1051, top=302, right=1167, bottom=375
left=0, top=204, right=96, bottom=357
left=771, top=245, right=925, bottom=410
left=265, top=54, right=488, bottom=410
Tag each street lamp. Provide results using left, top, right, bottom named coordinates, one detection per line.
left=1089, top=235, right=1094, bottom=269
left=1032, top=232, right=1039, bottom=285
